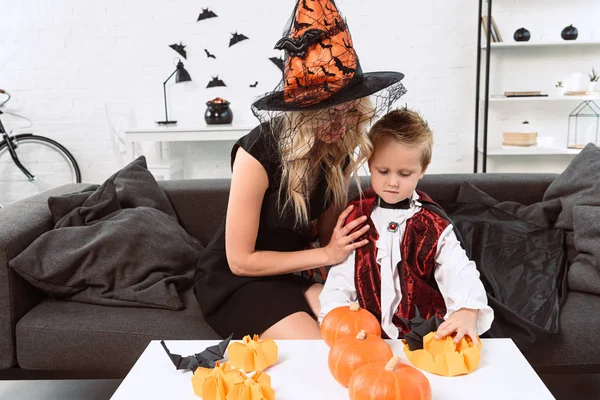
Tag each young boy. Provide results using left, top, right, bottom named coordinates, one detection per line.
left=318, top=107, right=493, bottom=344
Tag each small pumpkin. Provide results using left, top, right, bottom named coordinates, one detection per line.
left=328, top=330, right=393, bottom=387
left=321, top=303, right=381, bottom=347
left=348, top=356, right=432, bottom=400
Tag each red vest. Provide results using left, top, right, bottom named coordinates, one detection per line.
left=346, top=189, right=449, bottom=338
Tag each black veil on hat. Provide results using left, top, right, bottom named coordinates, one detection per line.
left=252, top=0, right=407, bottom=113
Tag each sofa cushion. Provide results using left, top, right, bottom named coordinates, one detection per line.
left=15, top=290, right=219, bottom=372
left=9, top=157, right=202, bottom=311
left=525, top=292, right=600, bottom=372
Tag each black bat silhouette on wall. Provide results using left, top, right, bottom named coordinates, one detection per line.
left=169, top=42, right=187, bottom=59
left=229, top=32, right=249, bottom=47
left=204, top=49, right=216, bottom=59
left=275, top=28, right=326, bottom=58
left=269, top=56, right=285, bottom=73
left=207, top=76, right=227, bottom=88
left=250, top=81, right=258, bottom=87
left=197, top=8, right=217, bottom=21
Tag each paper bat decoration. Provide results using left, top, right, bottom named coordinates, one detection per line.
left=226, top=372, right=274, bottom=400
left=192, top=361, right=246, bottom=400
left=205, top=49, right=216, bottom=59
left=403, top=331, right=482, bottom=377
left=207, top=76, right=227, bottom=88
left=268, top=57, right=285, bottom=73
left=249, top=81, right=258, bottom=88
left=169, top=42, right=187, bottom=59
left=229, top=32, right=249, bottom=47
left=198, top=8, right=218, bottom=21
left=228, top=334, right=278, bottom=373
left=161, top=334, right=232, bottom=371
left=398, top=306, right=445, bottom=351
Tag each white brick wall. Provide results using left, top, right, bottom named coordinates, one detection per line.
left=1, top=0, right=599, bottom=195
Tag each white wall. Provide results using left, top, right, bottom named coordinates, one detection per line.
left=2, top=0, right=598, bottom=185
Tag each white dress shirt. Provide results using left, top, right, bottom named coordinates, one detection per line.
left=318, top=191, right=494, bottom=339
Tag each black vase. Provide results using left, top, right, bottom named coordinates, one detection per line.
left=514, top=27, right=531, bottom=42
left=561, top=24, right=578, bottom=40
left=205, top=101, right=233, bottom=125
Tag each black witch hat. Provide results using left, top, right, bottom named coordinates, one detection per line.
left=253, top=0, right=405, bottom=112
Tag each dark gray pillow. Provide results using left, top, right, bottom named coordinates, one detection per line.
left=9, top=156, right=203, bottom=310
left=542, top=143, right=600, bottom=230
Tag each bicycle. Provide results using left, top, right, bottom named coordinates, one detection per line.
left=0, top=89, right=81, bottom=207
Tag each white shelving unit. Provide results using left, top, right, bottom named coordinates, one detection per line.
left=480, top=145, right=582, bottom=156
left=476, top=6, right=600, bottom=173
left=482, top=40, right=600, bottom=49
left=489, top=95, right=600, bottom=102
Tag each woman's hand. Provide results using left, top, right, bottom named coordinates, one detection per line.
left=435, top=308, right=480, bottom=345
left=323, top=204, right=370, bottom=265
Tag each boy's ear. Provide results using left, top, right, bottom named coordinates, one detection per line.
left=419, top=163, right=429, bottom=179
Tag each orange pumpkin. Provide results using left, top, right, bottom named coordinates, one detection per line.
left=349, top=356, right=432, bottom=400
left=328, top=330, right=393, bottom=387
left=321, top=303, right=381, bottom=347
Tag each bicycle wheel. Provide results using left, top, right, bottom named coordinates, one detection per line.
left=0, top=134, right=81, bottom=206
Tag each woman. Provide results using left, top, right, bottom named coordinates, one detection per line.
left=193, top=0, right=406, bottom=340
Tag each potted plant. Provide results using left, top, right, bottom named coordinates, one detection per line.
left=589, top=68, right=600, bottom=92
left=553, top=81, right=565, bottom=97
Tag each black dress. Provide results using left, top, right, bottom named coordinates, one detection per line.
left=193, top=121, right=332, bottom=339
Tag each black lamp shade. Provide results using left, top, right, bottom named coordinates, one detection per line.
left=175, top=61, right=192, bottom=83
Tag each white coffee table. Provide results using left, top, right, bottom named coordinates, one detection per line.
left=111, top=339, right=555, bottom=400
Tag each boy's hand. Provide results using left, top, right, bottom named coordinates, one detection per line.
left=435, top=308, right=480, bottom=345
left=323, top=204, right=370, bottom=265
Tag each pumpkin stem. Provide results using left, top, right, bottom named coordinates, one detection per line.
left=349, top=303, right=360, bottom=312
left=385, top=356, right=401, bottom=371
left=356, top=330, right=367, bottom=340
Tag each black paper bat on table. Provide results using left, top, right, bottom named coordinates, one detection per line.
left=204, top=49, right=216, bottom=59
left=269, top=56, right=285, bottom=73
left=207, top=76, right=227, bottom=88
left=197, top=8, right=218, bottom=21
left=169, top=42, right=187, bottom=59
left=250, top=81, right=258, bottom=88
left=399, top=306, right=445, bottom=351
left=161, top=334, right=232, bottom=371
left=229, top=32, right=249, bottom=47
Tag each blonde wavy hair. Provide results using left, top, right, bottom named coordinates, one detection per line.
left=273, top=96, right=376, bottom=227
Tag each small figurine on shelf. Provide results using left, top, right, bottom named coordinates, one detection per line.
left=553, top=81, right=565, bottom=97
left=205, top=97, right=233, bottom=125
left=589, top=68, right=600, bottom=92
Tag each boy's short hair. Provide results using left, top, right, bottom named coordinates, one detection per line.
left=368, top=106, right=433, bottom=169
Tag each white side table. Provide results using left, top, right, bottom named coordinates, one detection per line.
left=123, top=125, right=255, bottom=179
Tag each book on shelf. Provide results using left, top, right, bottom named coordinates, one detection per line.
left=481, top=15, right=503, bottom=42
left=502, top=132, right=538, bottom=146
left=504, top=91, right=548, bottom=97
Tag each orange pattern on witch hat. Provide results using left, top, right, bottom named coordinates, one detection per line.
left=252, top=0, right=405, bottom=112
left=275, top=0, right=357, bottom=106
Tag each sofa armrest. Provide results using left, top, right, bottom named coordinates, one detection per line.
left=0, top=183, right=91, bottom=370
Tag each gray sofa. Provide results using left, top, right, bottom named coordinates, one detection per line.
left=1, top=173, right=599, bottom=378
